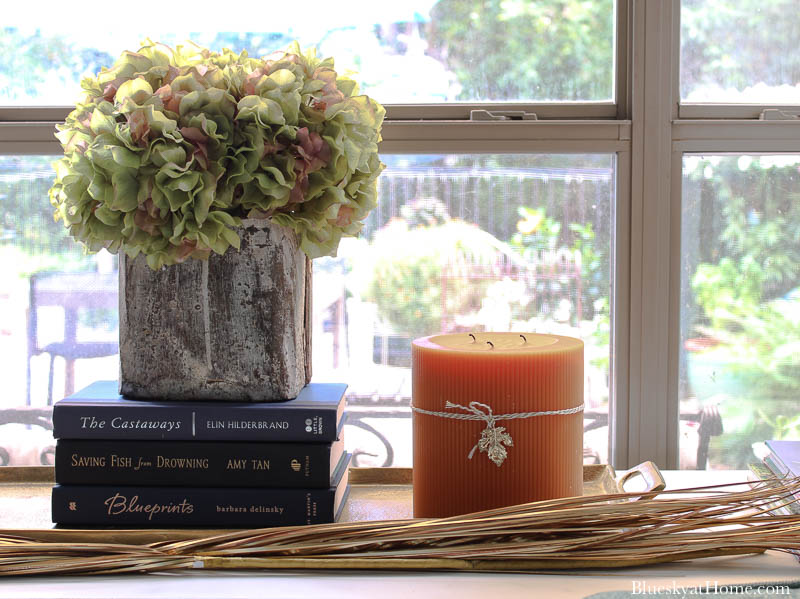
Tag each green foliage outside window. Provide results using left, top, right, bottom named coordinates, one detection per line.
left=424, top=0, right=614, bottom=100
left=364, top=204, right=502, bottom=339
left=685, top=158, right=800, bottom=467
left=0, top=157, right=88, bottom=276
left=681, top=0, right=800, bottom=98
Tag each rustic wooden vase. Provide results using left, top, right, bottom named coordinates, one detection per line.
left=119, top=219, right=312, bottom=401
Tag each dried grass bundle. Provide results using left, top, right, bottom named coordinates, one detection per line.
left=2, top=477, right=800, bottom=577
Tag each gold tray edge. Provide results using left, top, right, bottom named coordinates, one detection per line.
left=0, top=465, right=629, bottom=545
left=1, top=465, right=618, bottom=486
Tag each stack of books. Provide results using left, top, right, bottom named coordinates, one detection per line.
left=51, top=381, right=350, bottom=527
left=761, top=440, right=800, bottom=480
left=749, top=439, right=800, bottom=517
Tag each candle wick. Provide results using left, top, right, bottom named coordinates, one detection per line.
left=520, top=334, right=527, bottom=344
left=468, top=333, right=476, bottom=343
left=486, top=341, right=494, bottom=350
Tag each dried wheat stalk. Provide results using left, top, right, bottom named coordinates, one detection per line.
left=2, top=477, right=800, bottom=577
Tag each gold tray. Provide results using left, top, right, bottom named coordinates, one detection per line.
left=0, top=463, right=664, bottom=545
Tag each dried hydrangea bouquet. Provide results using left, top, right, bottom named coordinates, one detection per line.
left=49, top=41, right=385, bottom=400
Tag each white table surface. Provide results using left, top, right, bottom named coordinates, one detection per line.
left=2, top=470, right=798, bottom=599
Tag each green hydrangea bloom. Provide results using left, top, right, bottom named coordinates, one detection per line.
left=49, top=40, right=385, bottom=269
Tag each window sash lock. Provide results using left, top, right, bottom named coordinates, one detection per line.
left=759, top=108, right=800, bottom=121
left=469, top=110, right=538, bottom=121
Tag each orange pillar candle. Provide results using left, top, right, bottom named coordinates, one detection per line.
left=412, top=332, right=584, bottom=518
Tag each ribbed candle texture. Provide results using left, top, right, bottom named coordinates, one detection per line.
left=412, top=332, right=584, bottom=518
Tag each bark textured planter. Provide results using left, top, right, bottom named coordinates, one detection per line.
left=119, top=219, right=312, bottom=401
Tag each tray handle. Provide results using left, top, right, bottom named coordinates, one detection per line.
left=618, top=461, right=666, bottom=500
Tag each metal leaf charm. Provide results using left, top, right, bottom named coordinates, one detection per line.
left=477, top=424, right=514, bottom=467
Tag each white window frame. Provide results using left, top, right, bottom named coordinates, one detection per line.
left=3, top=0, right=796, bottom=470
left=626, top=0, right=800, bottom=469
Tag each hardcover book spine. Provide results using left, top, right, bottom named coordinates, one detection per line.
left=52, top=484, right=343, bottom=527
left=55, top=439, right=343, bottom=488
left=53, top=405, right=339, bottom=442
left=763, top=452, right=790, bottom=478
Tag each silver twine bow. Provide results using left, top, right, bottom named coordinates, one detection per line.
left=412, top=400, right=584, bottom=468
left=445, top=401, right=514, bottom=467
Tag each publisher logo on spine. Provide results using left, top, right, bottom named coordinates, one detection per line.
left=290, top=459, right=302, bottom=472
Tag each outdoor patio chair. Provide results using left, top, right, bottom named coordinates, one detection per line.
left=26, top=270, right=119, bottom=405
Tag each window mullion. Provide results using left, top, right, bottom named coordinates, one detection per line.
left=0, top=123, right=61, bottom=155
left=620, top=0, right=681, bottom=470
left=380, top=120, right=630, bottom=154
left=616, top=0, right=632, bottom=120
left=385, top=103, right=619, bottom=121
left=0, top=107, right=72, bottom=122
left=673, top=120, right=800, bottom=150
left=0, top=105, right=626, bottom=124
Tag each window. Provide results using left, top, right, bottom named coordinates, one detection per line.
left=681, top=0, right=800, bottom=105
left=679, top=156, right=800, bottom=468
left=3, top=1, right=793, bottom=471
left=1, top=1, right=615, bottom=106
left=314, top=153, right=615, bottom=466
left=674, top=0, right=800, bottom=469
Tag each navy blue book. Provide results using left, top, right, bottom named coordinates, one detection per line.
left=52, top=454, right=351, bottom=527
left=53, top=380, right=346, bottom=442
left=55, top=437, right=346, bottom=488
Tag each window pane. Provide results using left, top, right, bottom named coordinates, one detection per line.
left=312, top=153, right=615, bottom=467
left=680, top=155, right=800, bottom=469
left=681, top=0, right=800, bottom=103
left=0, top=156, right=119, bottom=466
left=2, top=0, right=614, bottom=105
left=1, top=153, right=614, bottom=468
